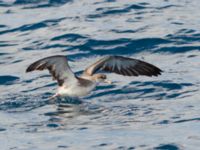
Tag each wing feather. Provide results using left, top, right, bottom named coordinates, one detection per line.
left=26, top=55, right=77, bottom=86
left=84, top=55, right=162, bottom=77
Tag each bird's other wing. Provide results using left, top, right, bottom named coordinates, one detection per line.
left=26, top=55, right=77, bottom=86
left=84, top=55, right=162, bottom=77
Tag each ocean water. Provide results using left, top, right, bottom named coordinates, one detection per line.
left=0, top=0, right=200, bottom=149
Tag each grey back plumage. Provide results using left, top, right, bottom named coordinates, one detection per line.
left=26, top=55, right=77, bottom=86
left=84, top=55, right=162, bottom=77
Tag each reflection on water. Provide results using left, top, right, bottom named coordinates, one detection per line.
left=0, top=0, right=200, bottom=149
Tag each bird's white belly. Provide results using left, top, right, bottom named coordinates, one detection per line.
left=57, top=83, right=96, bottom=97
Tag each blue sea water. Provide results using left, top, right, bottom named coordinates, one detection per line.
left=0, top=0, right=200, bottom=149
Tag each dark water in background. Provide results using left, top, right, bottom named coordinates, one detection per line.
left=0, top=0, right=200, bottom=149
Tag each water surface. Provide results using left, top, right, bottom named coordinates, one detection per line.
left=0, top=0, right=200, bottom=149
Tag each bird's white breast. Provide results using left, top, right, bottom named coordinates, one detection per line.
left=57, top=82, right=96, bottom=97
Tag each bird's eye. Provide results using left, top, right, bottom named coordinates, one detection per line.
left=101, top=75, right=106, bottom=79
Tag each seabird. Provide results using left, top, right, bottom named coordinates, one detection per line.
left=26, top=55, right=162, bottom=99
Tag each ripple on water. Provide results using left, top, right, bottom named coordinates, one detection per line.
left=0, top=17, right=65, bottom=35
left=173, top=117, right=200, bottom=123
left=0, top=93, right=52, bottom=112
left=13, top=0, right=72, bottom=8
left=51, top=33, right=87, bottom=42
left=88, top=80, right=194, bottom=101
left=88, top=3, right=147, bottom=19
left=65, top=37, right=171, bottom=58
left=0, top=75, right=19, bottom=85
left=154, top=144, right=180, bottom=150
left=0, top=128, right=6, bottom=132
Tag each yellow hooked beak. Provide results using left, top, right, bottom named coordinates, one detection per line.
left=104, top=79, right=112, bottom=84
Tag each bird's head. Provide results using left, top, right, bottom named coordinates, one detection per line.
left=92, top=74, right=112, bottom=84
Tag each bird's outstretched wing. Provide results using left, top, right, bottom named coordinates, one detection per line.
left=26, top=55, right=77, bottom=86
left=84, top=56, right=162, bottom=76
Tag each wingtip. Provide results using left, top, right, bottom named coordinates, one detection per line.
left=158, top=68, right=163, bottom=74
left=25, top=60, right=41, bottom=73
left=26, top=64, right=34, bottom=73
left=153, top=68, right=163, bottom=76
left=26, top=67, right=31, bottom=73
left=26, top=68, right=30, bottom=73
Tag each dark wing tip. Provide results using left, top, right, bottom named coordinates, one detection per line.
left=26, top=60, right=46, bottom=73
left=112, top=55, right=163, bottom=77
left=127, top=59, right=163, bottom=77
left=145, top=64, right=163, bottom=77
left=152, top=65, right=163, bottom=76
left=26, top=67, right=30, bottom=73
left=26, top=63, right=35, bottom=73
left=26, top=55, right=66, bottom=73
